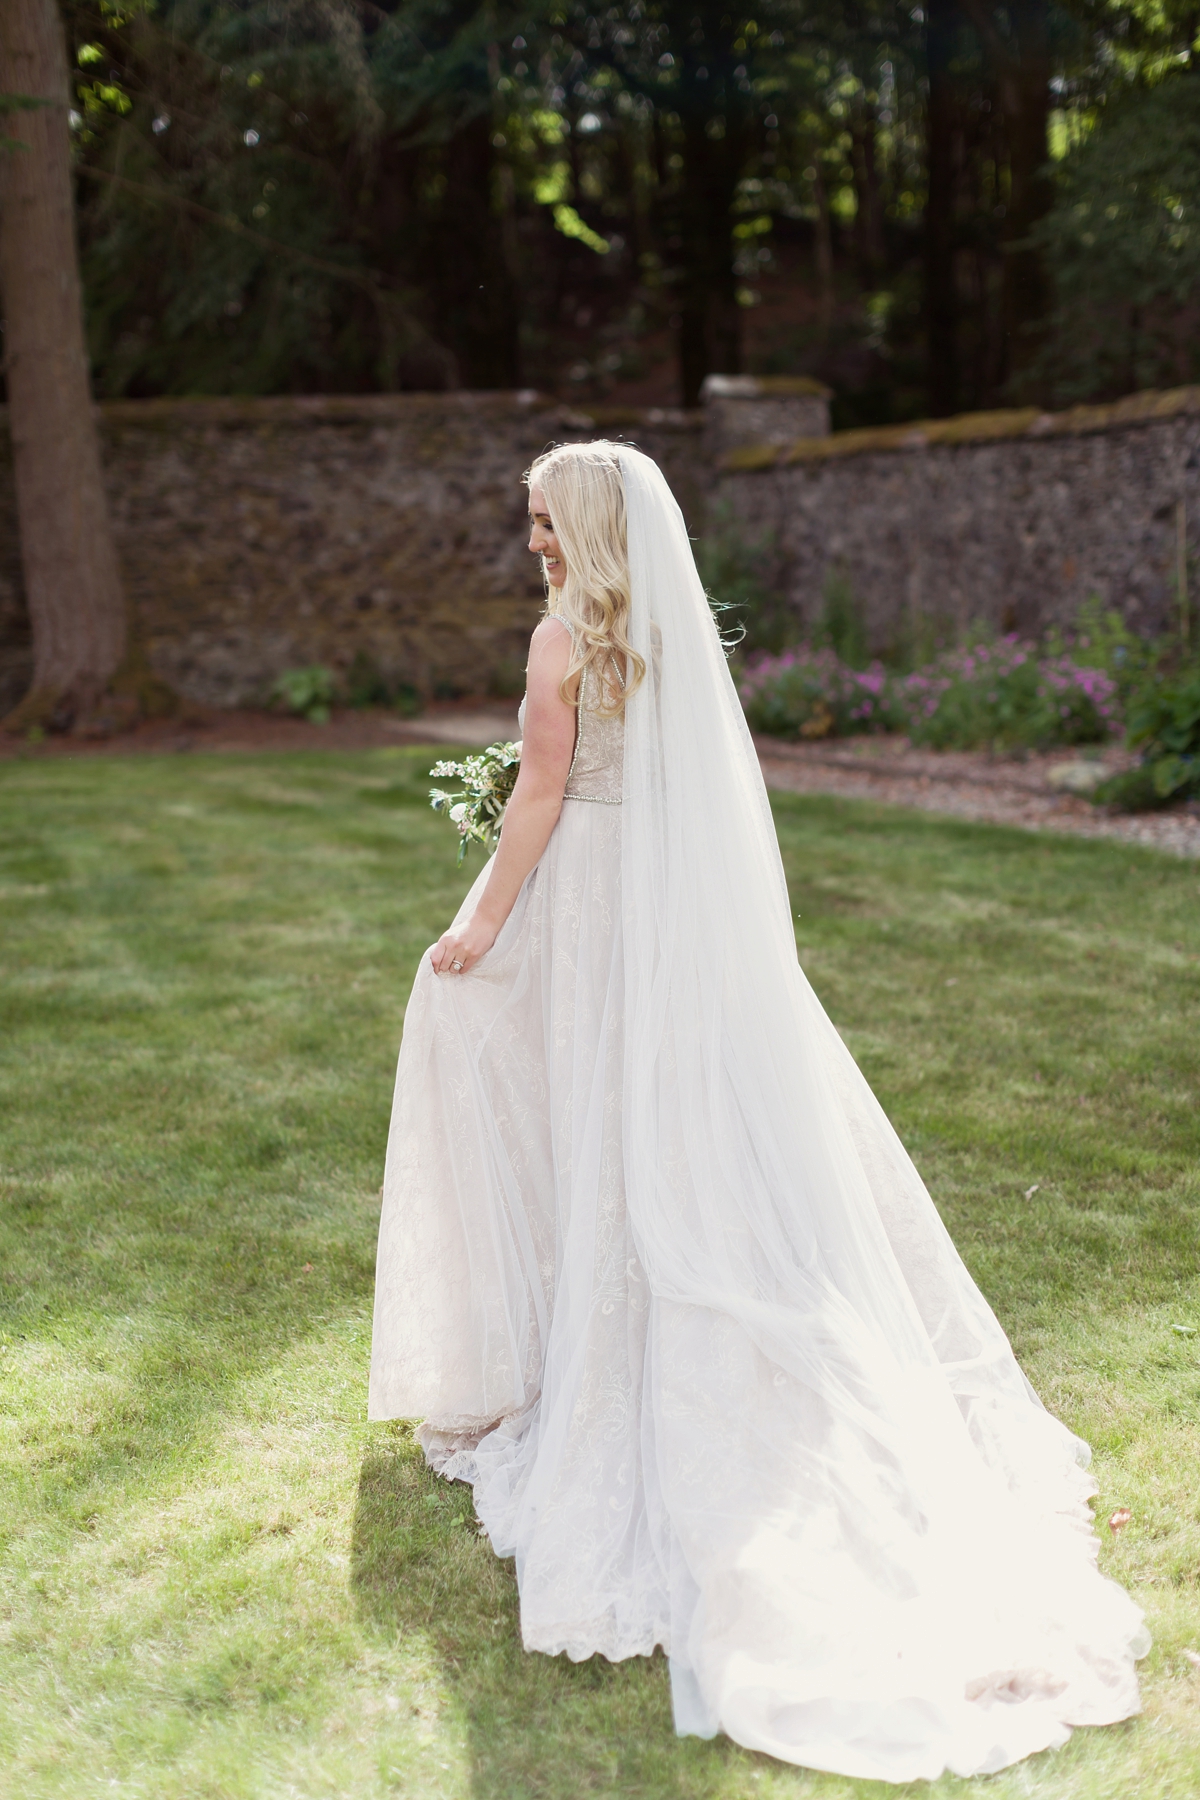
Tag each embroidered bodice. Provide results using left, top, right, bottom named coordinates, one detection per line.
left=517, top=658, right=625, bottom=805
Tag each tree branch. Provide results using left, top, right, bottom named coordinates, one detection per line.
left=74, top=162, right=410, bottom=300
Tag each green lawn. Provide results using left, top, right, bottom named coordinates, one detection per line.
left=1, top=746, right=1198, bottom=1800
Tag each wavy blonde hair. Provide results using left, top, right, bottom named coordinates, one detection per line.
left=526, top=441, right=646, bottom=715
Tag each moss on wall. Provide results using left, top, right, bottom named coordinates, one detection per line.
left=723, top=385, right=1200, bottom=470
left=719, top=389, right=1200, bottom=648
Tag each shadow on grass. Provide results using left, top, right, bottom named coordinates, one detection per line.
left=350, top=1434, right=776, bottom=1800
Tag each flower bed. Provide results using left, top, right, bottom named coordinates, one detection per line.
left=737, top=647, right=903, bottom=740
left=739, top=635, right=1122, bottom=751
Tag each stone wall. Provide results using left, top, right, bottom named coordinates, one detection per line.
left=700, top=374, right=831, bottom=464
left=2, top=382, right=1198, bottom=716
left=718, top=387, right=1200, bottom=652
left=0, top=391, right=718, bottom=714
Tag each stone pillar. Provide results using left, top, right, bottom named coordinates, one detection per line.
left=701, top=374, right=831, bottom=462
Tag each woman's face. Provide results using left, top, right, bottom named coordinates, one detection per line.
left=528, top=485, right=567, bottom=588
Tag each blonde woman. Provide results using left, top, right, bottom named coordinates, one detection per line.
left=369, top=443, right=1145, bottom=1783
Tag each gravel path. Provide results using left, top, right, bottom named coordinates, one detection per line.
left=754, top=736, right=1200, bottom=859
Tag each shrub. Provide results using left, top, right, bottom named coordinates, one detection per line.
left=1028, top=73, right=1200, bottom=405
left=345, top=650, right=423, bottom=715
left=1049, top=596, right=1156, bottom=705
left=345, top=649, right=390, bottom=709
left=695, top=505, right=795, bottom=655
left=738, top=633, right=1122, bottom=750
left=814, top=566, right=871, bottom=669
left=902, top=637, right=1121, bottom=751
left=1091, top=765, right=1162, bottom=810
left=739, top=647, right=901, bottom=739
left=392, top=683, right=423, bottom=717
left=268, top=666, right=335, bottom=725
left=1095, top=660, right=1200, bottom=808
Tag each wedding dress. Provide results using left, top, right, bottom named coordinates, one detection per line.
left=369, top=447, right=1146, bottom=1783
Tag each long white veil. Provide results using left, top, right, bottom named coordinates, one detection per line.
left=370, top=444, right=1145, bottom=1784
left=615, top=446, right=1144, bottom=1772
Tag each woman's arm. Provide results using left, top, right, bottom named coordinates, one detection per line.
left=430, top=619, right=577, bottom=975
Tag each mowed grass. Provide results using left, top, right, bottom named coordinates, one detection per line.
left=1, top=746, right=1199, bottom=1800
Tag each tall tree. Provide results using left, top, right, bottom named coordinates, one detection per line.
left=957, top=0, right=1053, bottom=391
left=0, top=0, right=136, bottom=731
left=669, top=5, right=754, bottom=403
left=1028, top=72, right=1200, bottom=403
left=924, top=0, right=961, bottom=414
left=56, top=0, right=1200, bottom=430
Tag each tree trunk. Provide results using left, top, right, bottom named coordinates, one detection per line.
left=0, top=0, right=137, bottom=732
left=851, top=106, right=885, bottom=278
left=676, top=110, right=716, bottom=408
left=433, top=114, right=521, bottom=389
left=487, top=43, right=521, bottom=295
left=676, top=108, right=742, bottom=406
left=998, top=0, right=1051, bottom=395
left=956, top=0, right=1053, bottom=394
left=672, top=21, right=747, bottom=407
left=925, top=0, right=961, bottom=416
left=810, top=154, right=835, bottom=345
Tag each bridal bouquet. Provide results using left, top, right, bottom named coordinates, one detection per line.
left=429, top=742, right=521, bottom=864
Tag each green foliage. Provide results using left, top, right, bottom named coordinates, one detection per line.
left=2, top=750, right=1199, bottom=1795
left=52, top=0, right=1200, bottom=418
left=41, top=0, right=967, bottom=410
left=815, top=566, right=870, bottom=669
left=903, top=637, right=1122, bottom=752
left=1051, top=596, right=1153, bottom=704
left=429, top=742, right=521, bottom=863
left=694, top=504, right=793, bottom=655
left=1092, top=763, right=1163, bottom=810
left=342, top=649, right=421, bottom=715
left=344, top=649, right=390, bottom=710
left=1097, top=658, right=1200, bottom=808
left=269, top=665, right=335, bottom=724
left=1033, top=73, right=1200, bottom=403
left=57, top=0, right=1200, bottom=415
left=60, top=0, right=640, bottom=394
left=740, top=629, right=1123, bottom=751
left=739, top=647, right=899, bottom=738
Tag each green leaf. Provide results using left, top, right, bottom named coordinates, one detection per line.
left=1152, top=753, right=1197, bottom=797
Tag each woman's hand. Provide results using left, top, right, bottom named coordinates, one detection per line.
left=429, top=908, right=499, bottom=977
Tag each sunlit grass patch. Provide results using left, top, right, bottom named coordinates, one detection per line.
left=0, top=752, right=1198, bottom=1798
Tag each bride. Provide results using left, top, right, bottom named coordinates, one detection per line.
left=369, top=441, right=1145, bottom=1783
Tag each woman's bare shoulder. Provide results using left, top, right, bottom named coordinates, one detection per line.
left=530, top=615, right=572, bottom=651
left=526, top=615, right=577, bottom=703
left=528, top=615, right=573, bottom=673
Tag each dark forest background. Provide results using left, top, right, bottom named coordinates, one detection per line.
left=58, top=0, right=1200, bottom=423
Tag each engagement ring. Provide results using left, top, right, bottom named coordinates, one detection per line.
left=451, top=959, right=464, bottom=971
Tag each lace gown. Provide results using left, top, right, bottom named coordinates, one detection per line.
left=371, top=666, right=652, bottom=1646
left=369, top=661, right=1146, bottom=1783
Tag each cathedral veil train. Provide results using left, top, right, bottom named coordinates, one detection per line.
left=368, top=439, right=1147, bottom=1784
